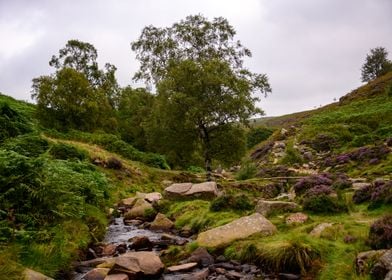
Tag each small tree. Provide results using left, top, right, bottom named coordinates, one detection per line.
left=361, top=47, right=392, bottom=82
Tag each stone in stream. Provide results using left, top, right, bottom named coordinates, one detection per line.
left=83, top=268, right=110, bottom=280
left=123, top=199, right=155, bottom=220
left=24, top=269, right=54, bottom=280
left=167, top=262, right=198, bottom=272
left=197, top=213, right=276, bottom=248
left=128, top=236, right=153, bottom=251
left=150, top=213, right=174, bottom=231
left=104, top=274, right=129, bottom=280
left=184, top=247, right=214, bottom=267
left=102, top=244, right=117, bottom=256
left=255, top=200, right=300, bottom=217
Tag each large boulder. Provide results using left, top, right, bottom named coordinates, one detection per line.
left=164, top=183, right=192, bottom=198
left=150, top=213, right=174, bottom=231
left=197, top=213, right=276, bottom=248
left=164, top=182, right=219, bottom=199
left=356, top=249, right=388, bottom=275
left=123, top=199, right=155, bottom=220
left=24, top=269, right=54, bottom=280
left=256, top=200, right=300, bottom=216
left=83, top=268, right=110, bottom=280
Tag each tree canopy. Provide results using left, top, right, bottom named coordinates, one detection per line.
left=32, top=40, right=118, bottom=131
left=361, top=47, right=392, bottom=82
left=132, top=15, right=271, bottom=172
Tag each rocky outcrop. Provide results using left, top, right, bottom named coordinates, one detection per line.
left=255, top=200, right=300, bottom=216
left=197, top=213, right=276, bottom=247
left=164, top=182, right=219, bottom=199
left=83, top=268, right=110, bottom=280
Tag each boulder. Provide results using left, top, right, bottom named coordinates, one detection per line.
left=255, top=200, right=300, bottom=216
left=120, top=197, right=137, bottom=208
left=104, top=274, right=129, bottom=280
left=83, top=268, right=110, bottom=280
left=356, top=250, right=388, bottom=275
left=310, top=223, right=334, bottom=237
left=285, top=213, right=308, bottom=224
left=110, top=251, right=164, bottom=278
left=164, top=182, right=219, bottom=199
left=197, top=213, right=276, bottom=248
left=184, top=247, right=214, bottom=267
left=370, top=249, right=392, bottom=279
left=102, top=244, right=117, bottom=256
left=24, top=269, right=54, bottom=280
left=150, top=213, right=174, bottom=231
left=145, top=192, right=162, bottom=203
left=167, top=263, right=198, bottom=272
left=164, top=183, right=192, bottom=198
left=123, top=199, right=154, bottom=220
left=352, top=182, right=372, bottom=191
left=128, top=236, right=153, bottom=250
left=184, top=182, right=219, bottom=198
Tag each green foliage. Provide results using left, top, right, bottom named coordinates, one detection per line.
left=210, top=194, right=254, bottom=212
left=186, top=166, right=205, bottom=173
left=236, top=161, right=257, bottom=180
left=0, top=101, right=33, bottom=143
left=117, top=87, right=154, bottom=150
left=281, top=145, right=303, bottom=165
left=49, top=142, right=87, bottom=161
left=2, top=134, right=49, bottom=157
left=368, top=214, right=392, bottom=249
left=361, top=47, right=392, bottom=82
left=246, top=126, right=274, bottom=148
left=302, top=195, right=347, bottom=214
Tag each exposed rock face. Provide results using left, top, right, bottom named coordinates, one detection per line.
left=24, top=269, right=54, bottom=280
left=123, top=199, right=154, bottom=220
left=164, top=182, right=219, bottom=199
left=255, top=200, right=300, bottom=216
left=150, top=213, right=174, bottom=231
left=197, top=213, right=276, bottom=248
left=356, top=249, right=387, bottom=275
left=285, top=212, right=308, bottom=224
left=309, top=223, right=334, bottom=237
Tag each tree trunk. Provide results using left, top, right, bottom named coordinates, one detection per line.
left=199, top=124, right=212, bottom=181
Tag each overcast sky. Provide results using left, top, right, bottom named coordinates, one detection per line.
left=0, top=0, right=391, bottom=116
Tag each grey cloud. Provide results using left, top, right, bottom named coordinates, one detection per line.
left=0, top=0, right=391, bottom=116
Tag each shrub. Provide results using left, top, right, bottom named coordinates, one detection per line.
left=187, top=166, right=205, bottom=173
left=353, top=185, right=373, bottom=204
left=49, top=143, right=87, bottom=161
left=332, top=173, right=352, bottom=190
left=210, top=194, right=253, bottom=212
left=369, top=180, right=392, bottom=208
left=0, top=102, right=32, bottom=143
left=246, top=127, right=274, bottom=148
left=310, top=134, right=337, bottom=152
left=257, top=165, right=294, bottom=178
left=106, top=157, right=123, bottom=169
left=368, top=215, right=392, bottom=249
left=280, top=146, right=303, bottom=165
left=2, top=134, right=49, bottom=157
left=236, top=161, right=257, bottom=180
left=303, top=185, right=333, bottom=198
left=293, top=174, right=333, bottom=195
left=303, top=195, right=347, bottom=214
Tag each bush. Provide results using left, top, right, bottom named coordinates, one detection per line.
left=368, top=215, right=392, bottom=249
left=236, top=161, right=257, bottom=180
left=187, top=166, right=205, bottom=173
left=49, top=143, right=87, bottom=161
left=106, top=157, right=123, bottom=169
left=332, top=173, right=352, bottom=190
left=210, top=194, right=253, bottom=212
left=310, top=134, right=338, bottom=152
left=353, top=185, right=373, bottom=204
left=280, top=146, right=303, bottom=165
left=303, top=185, right=333, bottom=198
left=2, top=134, right=49, bottom=157
left=0, top=102, right=32, bottom=143
left=293, top=174, right=333, bottom=195
left=303, top=195, right=347, bottom=214
left=369, top=180, right=392, bottom=208
left=246, top=127, right=274, bottom=148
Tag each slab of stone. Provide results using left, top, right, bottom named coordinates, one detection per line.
left=256, top=200, right=300, bottom=216
left=184, top=182, right=219, bottom=198
left=145, top=192, right=163, bottom=203
left=164, top=183, right=193, bottom=198
left=197, top=213, right=276, bottom=248
left=120, top=251, right=164, bottom=276
left=352, top=182, right=372, bottom=191
left=167, top=262, right=198, bottom=272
